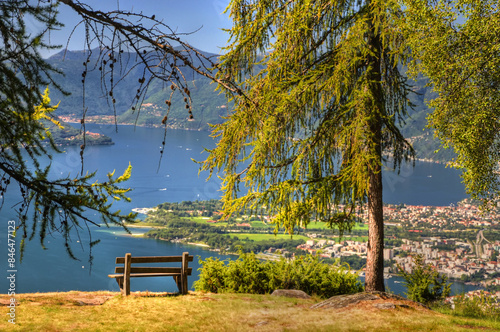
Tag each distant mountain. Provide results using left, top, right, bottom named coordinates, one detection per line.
left=47, top=47, right=221, bottom=121
left=47, top=48, right=454, bottom=162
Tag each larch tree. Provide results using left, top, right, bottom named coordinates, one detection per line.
left=202, top=0, right=414, bottom=291
left=0, top=0, right=234, bottom=261
left=399, top=0, right=500, bottom=205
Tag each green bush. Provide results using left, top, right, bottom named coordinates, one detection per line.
left=397, top=255, right=451, bottom=305
left=194, top=252, right=363, bottom=298
left=452, top=292, right=500, bottom=320
left=193, top=257, right=227, bottom=293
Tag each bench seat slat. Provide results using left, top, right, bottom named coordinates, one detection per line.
left=108, top=273, right=187, bottom=278
left=114, top=267, right=192, bottom=274
left=115, top=256, right=194, bottom=264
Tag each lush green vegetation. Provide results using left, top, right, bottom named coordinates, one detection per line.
left=432, top=291, right=500, bottom=324
left=451, top=292, right=500, bottom=320
left=339, top=255, right=367, bottom=271
left=144, top=219, right=307, bottom=255
left=402, top=0, right=500, bottom=203
left=432, top=244, right=459, bottom=252
left=398, top=255, right=451, bottom=305
left=195, top=252, right=363, bottom=298
left=230, top=233, right=309, bottom=242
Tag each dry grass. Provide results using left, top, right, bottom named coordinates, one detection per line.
left=1, top=291, right=499, bottom=331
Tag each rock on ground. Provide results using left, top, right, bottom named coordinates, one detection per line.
left=310, top=291, right=429, bottom=310
left=271, top=289, right=311, bottom=299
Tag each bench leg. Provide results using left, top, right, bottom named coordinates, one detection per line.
left=175, top=274, right=187, bottom=295
left=115, top=277, right=124, bottom=290
left=174, top=276, right=182, bottom=293
left=181, top=252, right=189, bottom=295
left=183, top=273, right=188, bottom=295
left=173, top=275, right=187, bottom=295
left=123, top=253, right=132, bottom=296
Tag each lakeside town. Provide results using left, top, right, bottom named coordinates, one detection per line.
left=299, top=200, right=499, bottom=282
left=137, top=198, right=500, bottom=303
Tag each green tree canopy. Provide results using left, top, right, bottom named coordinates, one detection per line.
left=400, top=0, right=500, bottom=204
left=202, top=0, right=415, bottom=291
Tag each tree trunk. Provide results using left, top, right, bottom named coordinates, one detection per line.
left=365, top=162, right=385, bottom=292
left=364, top=2, right=385, bottom=292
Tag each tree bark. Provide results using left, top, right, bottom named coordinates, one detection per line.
left=366, top=161, right=385, bottom=292
left=364, top=2, right=385, bottom=292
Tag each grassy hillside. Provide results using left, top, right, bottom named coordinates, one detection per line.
left=1, top=291, right=498, bottom=331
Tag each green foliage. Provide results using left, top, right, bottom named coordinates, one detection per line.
left=399, top=0, right=500, bottom=203
left=397, top=255, right=451, bottom=305
left=195, top=252, right=363, bottom=298
left=156, top=200, right=224, bottom=214
left=340, top=255, right=367, bottom=271
left=451, top=292, right=500, bottom=320
left=384, top=238, right=403, bottom=248
left=202, top=0, right=414, bottom=234
left=0, top=0, right=137, bottom=261
left=192, top=257, right=228, bottom=293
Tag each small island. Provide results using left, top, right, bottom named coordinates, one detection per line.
left=45, top=119, right=114, bottom=146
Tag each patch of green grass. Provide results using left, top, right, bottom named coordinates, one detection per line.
left=126, top=222, right=162, bottom=227
left=229, top=233, right=310, bottom=241
left=184, top=216, right=216, bottom=224
left=249, top=220, right=270, bottom=228
left=304, top=221, right=369, bottom=231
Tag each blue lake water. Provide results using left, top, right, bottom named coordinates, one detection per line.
left=0, top=125, right=473, bottom=295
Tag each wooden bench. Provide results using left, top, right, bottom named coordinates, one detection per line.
left=108, top=252, right=193, bottom=296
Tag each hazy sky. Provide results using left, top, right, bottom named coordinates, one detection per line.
left=40, top=0, right=232, bottom=57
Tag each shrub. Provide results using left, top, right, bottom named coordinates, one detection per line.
left=194, top=252, right=363, bottom=298
left=452, top=292, right=500, bottom=320
left=397, top=255, right=451, bottom=305
left=193, top=257, right=227, bottom=293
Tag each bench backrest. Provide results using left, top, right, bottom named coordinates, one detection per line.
left=115, top=253, right=194, bottom=275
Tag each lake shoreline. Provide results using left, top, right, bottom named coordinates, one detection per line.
left=78, top=121, right=448, bottom=165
